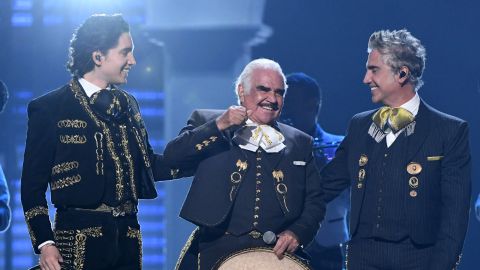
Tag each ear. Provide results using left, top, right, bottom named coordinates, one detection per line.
left=92, top=51, right=103, bottom=66
left=397, top=66, right=409, bottom=84
left=237, top=84, right=245, bottom=104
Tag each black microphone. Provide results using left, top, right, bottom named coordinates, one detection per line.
left=263, top=231, right=277, bottom=245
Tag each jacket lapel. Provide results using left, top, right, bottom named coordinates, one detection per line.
left=405, top=100, right=431, bottom=162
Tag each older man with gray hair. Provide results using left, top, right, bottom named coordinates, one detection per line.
left=165, top=58, right=325, bottom=269
left=320, top=29, right=471, bottom=270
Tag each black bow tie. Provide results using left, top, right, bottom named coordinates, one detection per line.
left=89, top=89, right=128, bottom=122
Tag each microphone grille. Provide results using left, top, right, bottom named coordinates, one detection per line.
left=263, top=231, right=277, bottom=245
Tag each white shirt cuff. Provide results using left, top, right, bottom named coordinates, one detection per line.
left=38, top=240, right=55, bottom=250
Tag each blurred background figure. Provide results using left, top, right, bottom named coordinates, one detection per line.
left=0, top=80, right=12, bottom=232
left=280, top=73, right=349, bottom=270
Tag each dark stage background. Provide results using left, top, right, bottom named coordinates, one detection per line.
left=0, top=0, right=478, bottom=269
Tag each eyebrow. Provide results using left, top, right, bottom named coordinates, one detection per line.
left=256, top=85, right=285, bottom=95
left=257, top=85, right=271, bottom=91
left=367, top=65, right=379, bottom=70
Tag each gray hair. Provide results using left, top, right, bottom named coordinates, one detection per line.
left=234, top=58, right=287, bottom=104
left=368, top=29, right=426, bottom=91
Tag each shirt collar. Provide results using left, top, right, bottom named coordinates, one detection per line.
left=245, top=118, right=281, bottom=131
left=78, top=78, right=109, bottom=98
left=399, top=92, right=420, bottom=117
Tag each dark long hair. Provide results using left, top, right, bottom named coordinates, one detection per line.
left=66, top=14, right=130, bottom=77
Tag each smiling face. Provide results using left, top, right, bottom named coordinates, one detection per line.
left=362, top=49, right=418, bottom=107
left=95, top=32, right=136, bottom=87
left=238, top=68, right=285, bottom=125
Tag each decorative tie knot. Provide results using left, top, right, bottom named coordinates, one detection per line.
left=372, top=106, right=414, bottom=133
left=89, top=89, right=128, bottom=122
left=232, top=121, right=286, bottom=153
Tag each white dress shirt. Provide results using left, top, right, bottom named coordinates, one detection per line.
left=386, top=93, right=420, bottom=147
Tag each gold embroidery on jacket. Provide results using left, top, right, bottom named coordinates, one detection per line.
left=57, top=119, right=87, bottom=129
left=134, top=113, right=142, bottom=123
left=54, top=227, right=102, bottom=270
left=171, top=168, right=180, bottom=179
left=71, top=80, right=124, bottom=201
left=126, top=226, right=143, bottom=269
left=195, top=136, right=219, bottom=151
left=94, top=132, right=104, bottom=175
left=60, top=135, right=87, bottom=144
left=175, top=227, right=199, bottom=270
left=24, top=206, right=49, bottom=246
left=52, top=161, right=79, bottom=175
left=132, top=126, right=151, bottom=168
left=120, top=125, right=137, bottom=200
left=51, top=174, right=81, bottom=190
left=25, top=206, right=49, bottom=220
left=273, top=170, right=289, bottom=212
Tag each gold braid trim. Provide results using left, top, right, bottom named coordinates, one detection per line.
left=134, top=112, right=142, bottom=123
left=94, top=132, right=104, bottom=175
left=57, top=119, right=87, bottom=129
left=123, top=91, right=152, bottom=170
left=71, top=80, right=124, bottom=201
left=73, top=227, right=103, bottom=270
left=51, top=174, right=81, bottom=190
left=126, top=226, right=143, bottom=269
left=25, top=206, right=49, bottom=221
left=120, top=125, right=137, bottom=200
left=52, top=161, right=79, bottom=175
left=24, top=206, right=49, bottom=246
left=132, top=126, right=151, bottom=168
left=60, top=135, right=87, bottom=144
left=345, top=243, right=349, bottom=270
left=175, top=227, right=199, bottom=270
left=27, top=222, right=37, bottom=246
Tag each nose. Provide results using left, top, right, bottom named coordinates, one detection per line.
left=363, top=70, right=371, bottom=85
left=267, top=91, right=279, bottom=103
left=128, top=53, right=136, bottom=66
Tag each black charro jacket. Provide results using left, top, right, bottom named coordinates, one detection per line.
left=21, top=79, right=186, bottom=253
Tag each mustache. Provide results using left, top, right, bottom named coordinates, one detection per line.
left=259, top=102, right=279, bottom=111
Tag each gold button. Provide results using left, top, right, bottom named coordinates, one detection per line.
left=407, top=162, right=422, bottom=175
left=409, top=190, right=417, bottom=197
left=359, top=154, right=368, bottom=166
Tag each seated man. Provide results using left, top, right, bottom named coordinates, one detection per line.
left=164, top=58, right=325, bottom=269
